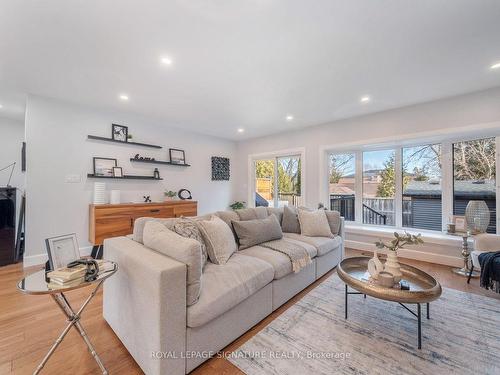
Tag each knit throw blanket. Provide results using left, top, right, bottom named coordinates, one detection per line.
left=260, top=238, right=312, bottom=273
left=479, top=251, right=500, bottom=293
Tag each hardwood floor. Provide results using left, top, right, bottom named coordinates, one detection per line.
left=1, top=249, right=498, bottom=375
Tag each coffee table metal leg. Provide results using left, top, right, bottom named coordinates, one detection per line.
left=426, top=303, right=430, bottom=319
left=345, top=284, right=348, bottom=319
left=417, top=303, right=422, bottom=349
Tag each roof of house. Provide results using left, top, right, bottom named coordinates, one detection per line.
left=404, top=180, right=495, bottom=197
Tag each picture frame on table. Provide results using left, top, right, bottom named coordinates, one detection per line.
left=169, top=148, right=186, bottom=164
left=112, top=167, right=123, bottom=178
left=93, top=157, right=117, bottom=177
left=112, top=124, right=128, bottom=142
left=452, top=215, right=468, bottom=233
left=45, top=233, right=81, bottom=270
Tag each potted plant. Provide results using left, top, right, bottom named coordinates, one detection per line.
left=164, top=190, right=177, bottom=201
left=375, top=232, right=424, bottom=282
left=229, top=201, right=245, bottom=210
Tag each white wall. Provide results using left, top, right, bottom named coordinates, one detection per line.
left=233, top=87, right=500, bottom=266
left=24, top=96, right=236, bottom=266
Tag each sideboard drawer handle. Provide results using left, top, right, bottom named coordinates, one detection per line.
left=150, top=209, right=160, bottom=213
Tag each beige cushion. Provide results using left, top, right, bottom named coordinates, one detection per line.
left=298, top=209, right=333, bottom=237
left=232, top=215, right=283, bottom=250
left=133, top=217, right=180, bottom=244
left=325, top=210, right=341, bottom=235
left=143, top=221, right=202, bottom=306
left=236, top=207, right=268, bottom=221
left=187, top=253, right=274, bottom=327
left=197, top=216, right=237, bottom=265
left=215, top=210, right=240, bottom=228
left=283, top=232, right=342, bottom=256
left=172, top=218, right=208, bottom=267
left=240, top=240, right=317, bottom=280
left=282, top=205, right=301, bottom=233
left=266, top=207, right=284, bottom=225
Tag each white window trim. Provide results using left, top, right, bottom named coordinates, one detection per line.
left=321, top=126, right=500, bottom=235
left=247, top=147, right=306, bottom=208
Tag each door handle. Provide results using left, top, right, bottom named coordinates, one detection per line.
left=150, top=209, right=160, bottom=213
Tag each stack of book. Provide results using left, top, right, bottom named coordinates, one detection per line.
left=47, top=265, right=87, bottom=289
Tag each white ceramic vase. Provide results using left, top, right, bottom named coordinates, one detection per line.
left=367, top=249, right=384, bottom=279
left=384, top=251, right=402, bottom=283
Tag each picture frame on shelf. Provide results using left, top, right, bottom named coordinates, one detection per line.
left=112, top=167, right=123, bottom=178
left=169, top=148, right=186, bottom=164
left=93, top=157, right=117, bottom=177
left=45, top=233, right=81, bottom=270
left=452, top=215, right=467, bottom=233
left=112, top=124, right=128, bottom=142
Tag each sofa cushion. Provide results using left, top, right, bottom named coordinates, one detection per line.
left=172, top=218, right=208, bottom=267
left=197, top=216, right=237, bottom=265
left=266, top=207, right=284, bottom=225
left=133, top=217, right=180, bottom=244
left=283, top=232, right=342, bottom=256
left=215, top=210, right=240, bottom=228
left=282, top=205, right=301, bottom=233
left=143, top=221, right=202, bottom=306
left=236, top=207, right=268, bottom=221
left=232, top=215, right=283, bottom=250
left=240, top=240, right=317, bottom=280
left=298, top=209, right=333, bottom=238
left=187, top=253, right=274, bottom=327
left=325, top=210, right=341, bottom=235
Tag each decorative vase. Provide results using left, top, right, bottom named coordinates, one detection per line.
left=465, top=200, right=490, bottom=234
left=368, top=249, right=384, bottom=280
left=384, top=251, right=402, bottom=283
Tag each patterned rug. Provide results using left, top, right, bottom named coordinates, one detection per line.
left=229, top=274, right=500, bottom=375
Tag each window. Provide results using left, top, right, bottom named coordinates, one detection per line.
left=329, top=153, right=355, bottom=221
left=453, top=138, right=496, bottom=233
left=402, top=144, right=442, bottom=231
left=363, top=150, right=395, bottom=226
left=254, top=154, right=302, bottom=208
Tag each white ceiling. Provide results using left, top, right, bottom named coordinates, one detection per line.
left=1, top=0, right=500, bottom=139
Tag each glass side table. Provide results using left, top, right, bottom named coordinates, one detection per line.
left=446, top=232, right=480, bottom=278
left=17, top=261, right=118, bottom=375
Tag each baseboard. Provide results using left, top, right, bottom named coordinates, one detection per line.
left=23, top=246, right=93, bottom=268
left=345, top=240, right=463, bottom=268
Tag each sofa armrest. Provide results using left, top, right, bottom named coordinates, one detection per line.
left=474, top=233, right=500, bottom=252
left=103, top=236, right=187, bottom=375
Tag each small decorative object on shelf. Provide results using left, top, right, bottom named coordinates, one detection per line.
left=153, top=168, right=160, bottom=179
left=127, top=134, right=133, bottom=140
left=229, top=201, right=245, bottom=210
left=112, top=124, right=128, bottom=142
left=93, top=182, right=106, bottom=204
left=164, top=190, right=177, bottom=201
left=178, top=189, right=192, bottom=200
left=112, top=167, right=123, bottom=177
left=212, top=156, right=230, bottom=181
left=465, top=200, right=490, bottom=234
left=133, top=154, right=156, bottom=161
left=169, top=148, right=186, bottom=164
left=143, top=196, right=152, bottom=203
left=45, top=233, right=80, bottom=271
left=377, top=271, right=395, bottom=288
left=451, top=215, right=467, bottom=233
left=93, top=157, right=117, bottom=177
left=367, top=249, right=384, bottom=280
left=375, top=232, right=424, bottom=283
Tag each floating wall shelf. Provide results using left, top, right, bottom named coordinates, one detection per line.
left=130, top=158, right=191, bottom=167
left=87, top=174, right=163, bottom=181
left=87, top=135, right=162, bottom=149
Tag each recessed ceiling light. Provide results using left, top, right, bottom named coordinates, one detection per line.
left=286, top=115, right=294, bottom=121
left=160, top=56, right=173, bottom=65
left=360, top=96, right=371, bottom=103
left=119, top=94, right=129, bottom=101
left=237, top=128, right=245, bottom=133
left=490, top=62, right=500, bottom=70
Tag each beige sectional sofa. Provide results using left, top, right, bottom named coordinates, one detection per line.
left=103, top=206, right=344, bottom=375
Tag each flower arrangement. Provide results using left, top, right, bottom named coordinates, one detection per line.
left=375, top=231, right=424, bottom=252
left=229, top=201, right=246, bottom=210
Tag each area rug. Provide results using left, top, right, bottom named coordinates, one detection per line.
left=228, top=274, right=500, bottom=375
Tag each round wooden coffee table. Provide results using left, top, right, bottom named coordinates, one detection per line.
left=337, top=257, right=442, bottom=349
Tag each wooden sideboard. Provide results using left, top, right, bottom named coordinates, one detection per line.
left=89, top=200, right=198, bottom=246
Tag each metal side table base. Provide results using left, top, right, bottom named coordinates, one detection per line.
left=34, top=281, right=108, bottom=375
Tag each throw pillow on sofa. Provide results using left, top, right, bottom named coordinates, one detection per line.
left=173, top=218, right=208, bottom=267
left=282, top=205, right=301, bottom=233
left=235, top=207, right=268, bottom=221
left=232, top=214, right=283, bottom=250
left=197, top=216, right=238, bottom=265
left=143, top=221, right=202, bottom=306
left=324, top=210, right=341, bottom=235
left=298, top=209, right=333, bottom=238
